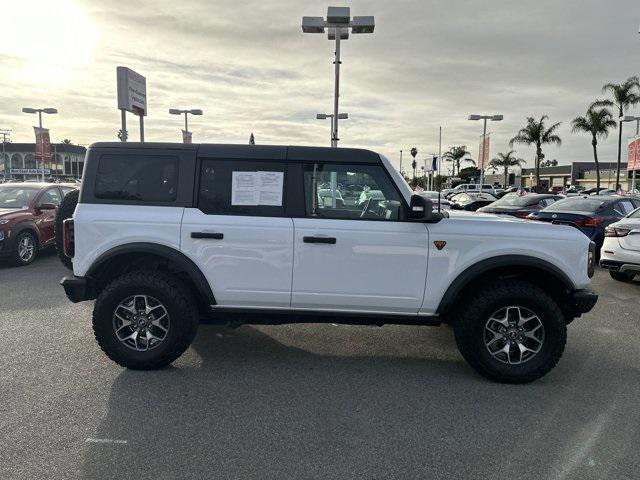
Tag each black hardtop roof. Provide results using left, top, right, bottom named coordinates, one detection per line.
left=88, top=142, right=382, bottom=163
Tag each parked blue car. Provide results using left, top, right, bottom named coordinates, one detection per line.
left=528, top=195, right=640, bottom=252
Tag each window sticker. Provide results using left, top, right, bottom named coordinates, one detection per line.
left=231, top=171, right=284, bottom=206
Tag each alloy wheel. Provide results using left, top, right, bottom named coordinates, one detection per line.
left=112, top=295, right=170, bottom=351
left=484, top=306, right=545, bottom=365
left=18, top=235, right=35, bottom=262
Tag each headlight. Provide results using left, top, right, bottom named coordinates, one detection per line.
left=0, top=219, right=9, bottom=225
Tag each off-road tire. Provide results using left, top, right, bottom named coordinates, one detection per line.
left=11, top=230, right=38, bottom=266
left=54, top=189, right=79, bottom=270
left=93, top=271, right=199, bottom=369
left=453, top=280, right=567, bottom=384
left=609, top=270, right=636, bottom=283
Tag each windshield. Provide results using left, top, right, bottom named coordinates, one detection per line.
left=492, top=195, right=537, bottom=207
left=0, top=186, right=38, bottom=209
left=543, top=196, right=607, bottom=212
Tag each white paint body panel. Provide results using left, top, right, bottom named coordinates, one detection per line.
left=180, top=208, right=293, bottom=308
left=291, top=218, right=429, bottom=313
left=73, top=204, right=184, bottom=277
left=420, top=211, right=591, bottom=314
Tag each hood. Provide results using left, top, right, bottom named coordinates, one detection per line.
left=0, top=208, right=30, bottom=221
left=478, top=205, right=524, bottom=213
left=443, top=209, right=585, bottom=242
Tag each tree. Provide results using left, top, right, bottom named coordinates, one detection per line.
left=117, top=129, right=128, bottom=142
left=571, top=103, right=617, bottom=194
left=410, top=147, right=418, bottom=179
left=488, top=150, right=526, bottom=187
left=443, top=146, right=473, bottom=176
left=62, top=139, right=72, bottom=144
left=509, top=116, right=561, bottom=192
left=458, top=166, right=481, bottom=183
left=593, top=76, right=640, bottom=189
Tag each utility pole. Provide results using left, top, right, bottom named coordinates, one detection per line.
left=0, top=129, right=10, bottom=179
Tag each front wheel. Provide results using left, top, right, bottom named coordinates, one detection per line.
left=93, top=271, right=199, bottom=369
left=453, top=281, right=567, bottom=384
left=12, top=231, right=38, bottom=266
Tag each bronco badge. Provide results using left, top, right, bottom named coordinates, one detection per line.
left=434, top=240, right=447, bottom=250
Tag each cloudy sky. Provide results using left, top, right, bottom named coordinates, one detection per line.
left=1, top=0, right=639, bottom=172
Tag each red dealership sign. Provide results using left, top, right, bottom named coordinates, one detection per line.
left=628, top=138, right=640, bottom=171
left=34, top=127, right=51, bottom=162
left=478, top=134, right=490, bottom=170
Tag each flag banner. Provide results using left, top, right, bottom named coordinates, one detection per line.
left=478, top=134, right=490, bottom=170
left=628, top=137, right=640, bottom=171
left=34, top=127, right=51, bottom=161
left=182, top=130, right=192, bottom=144
left=432, top=156, right=438, bottom=172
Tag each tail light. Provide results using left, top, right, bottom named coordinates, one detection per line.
left=587, top=242, right=595, bottom=278
left=573, top=216, right=605, bottom=228
left=63, top=218, right=74, bottom=258
left=605, top=226, right=631, bottom=237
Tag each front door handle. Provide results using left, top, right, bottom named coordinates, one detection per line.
left=191, top=232, right=223, bottom=240
left=303, top=236, right=336, bottom=244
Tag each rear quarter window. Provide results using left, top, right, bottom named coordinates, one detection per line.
left=95, top=154, right=179, bottom=202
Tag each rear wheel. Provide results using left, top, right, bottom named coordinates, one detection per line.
left=93, top=271, right=199, bottom=369
left=12, top=231, right=38, bottom=266
left=54, top=189, right=79, bottom=270
left=453, top=280, right=567, bottom=384
left=609, top=270, right=636, bottom=283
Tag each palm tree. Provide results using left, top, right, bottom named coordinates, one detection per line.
left=62, top=139, right=72, bottom=145
left=593, top=76, right=640, bottom=189
left=571, top=104, right=617, bottom=194
left=488, top=150, right=526, bottom=187
left=443, top=146, right=473, bottom=176
left=410, top=147, right=418, bottom=179
left=509, top=116, right=561, bottom=192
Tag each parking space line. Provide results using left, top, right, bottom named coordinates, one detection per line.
left=85, top=438, right=128, bottom=445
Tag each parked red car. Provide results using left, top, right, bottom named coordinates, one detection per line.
left=0, top=183, right=77, bottom=266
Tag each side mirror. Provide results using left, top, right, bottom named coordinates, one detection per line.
left=38, top=202, right=57, bottom=210
left=408, top=194, right=433, bottom=221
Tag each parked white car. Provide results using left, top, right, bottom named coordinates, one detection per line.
left=445, top=183, right=497, bottom=199
left=600, top=207, right=640, bottom=282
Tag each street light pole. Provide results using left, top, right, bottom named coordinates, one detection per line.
left=22, top=107, right=57, bottom=182
left=302, top=7, right=375, bottom=148
left=468, top=114, right=503, bottom=191
left=316, top=113, right=348, bottom=146
left=169, top=108, right=203, bottom=143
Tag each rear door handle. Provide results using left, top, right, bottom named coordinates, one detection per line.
left=303, top=236, right=336, bottom=244
left=191, top=232, right=223, bottom=240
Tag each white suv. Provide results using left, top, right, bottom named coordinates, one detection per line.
left=444, top=183, right=497, bottom=199
left=59, top=143, right=597, bottom=383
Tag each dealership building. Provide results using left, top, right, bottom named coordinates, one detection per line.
left=0, top=143, right=86, bottom=180
left=483, top=161, right=633, bottom=190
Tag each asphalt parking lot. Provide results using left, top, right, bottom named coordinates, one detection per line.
left=1, top=252, right=639, bottom=480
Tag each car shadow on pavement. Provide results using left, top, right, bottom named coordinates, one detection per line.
left=81, top=324, right=471, bottom=479
left=80, top=323, right=640, bottom=480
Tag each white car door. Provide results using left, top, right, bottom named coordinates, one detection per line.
left=291, top=162, right=429, bottom=314
left=180, top=158, right=294, bottom=308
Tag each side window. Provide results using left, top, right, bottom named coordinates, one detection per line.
left=61, top=187, right=76, bottom=196
left=619, top=200, right=636, bottom=215
left=198, top=159, right=286, bottom=216
left=40, top=188, right=62, bottom=206
left=303, top=163, right=404, bottom=220
left=95, top=155, right=178, bottom=202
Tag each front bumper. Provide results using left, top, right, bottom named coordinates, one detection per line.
left=567, top=289, right=598, bottom=316
left=60, top=276, right=94, bottom=303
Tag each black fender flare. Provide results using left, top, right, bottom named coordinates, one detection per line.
left=86, top=242, right=216, bottom=305
left=436, top=255, right=576, bottom=315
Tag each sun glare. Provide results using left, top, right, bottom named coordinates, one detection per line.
left=2, top=0, right=98, bottom=84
